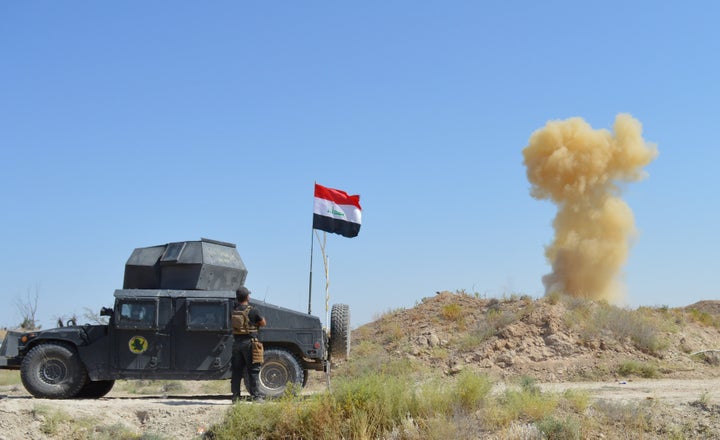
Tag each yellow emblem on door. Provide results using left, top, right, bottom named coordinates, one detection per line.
left=128, top=336, right=149, bottom=354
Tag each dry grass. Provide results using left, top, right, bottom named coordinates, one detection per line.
left=617, top=360, right=660, bottom=379
left=457, top=307, right=517, bottom=351
left=687, top=308, right=720, bottom=328
left=208, top=369, right=499, bottom=439
left=5, top=295, right=720, bottom=439
left=0, top=370, right=20, bottom=386
left=440, top=303, right=464, bottom=325
left=30, top=405, right=166, bottom=440
left=563, top=296, right=668, bottom=354
left=114, top=380, right=186, bottom=395
left=207, top=334, right=690, bottom=440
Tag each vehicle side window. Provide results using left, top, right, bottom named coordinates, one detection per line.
left=187, top=300, right=228, bottom=331
left=116, top=300, right=158, bottom=330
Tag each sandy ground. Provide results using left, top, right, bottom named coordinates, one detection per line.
left=2, top=296, right=719, bottom=439
left=538, top=377, right=720, bottom=405
left=0, top=374, right=333, bottom=440
left=1, top=378, right=719, bottom=439
left=0, top=387, right=232, bottom=440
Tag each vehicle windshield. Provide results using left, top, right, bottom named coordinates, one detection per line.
left=117, top=301, right=157, bottom=329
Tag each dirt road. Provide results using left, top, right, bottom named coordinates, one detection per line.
left=1, top=378, right=719, bottom=439
left=538, top=378, right=720, bottom=405
left=0, top=388, right=232, bottom=439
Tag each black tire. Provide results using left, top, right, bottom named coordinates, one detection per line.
left=256, top=348, right=304, bottom=398
left=76, top=380, right=115, bottom=399
left=330, top=304, right=351, bottom=360
left=20, top=342, right=88, bottom=399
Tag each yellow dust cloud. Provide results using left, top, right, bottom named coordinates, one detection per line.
left=522, top=114, right=658, bottom=301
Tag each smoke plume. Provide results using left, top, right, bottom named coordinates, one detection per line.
left=522, top=114, right=658, bottom=301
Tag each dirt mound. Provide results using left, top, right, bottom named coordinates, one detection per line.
left=353, top=291, right=720, bottom=382
left=2, top=294, right=720, bottom=439
left=687, top=300, right=720, bottom=315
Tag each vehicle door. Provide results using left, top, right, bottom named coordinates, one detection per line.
left=113, top=297, right=172, bottom=371
left=173, top=298, right=233, bottom=372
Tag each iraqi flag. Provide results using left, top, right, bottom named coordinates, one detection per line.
left=313, top=183, right=362, bottom=238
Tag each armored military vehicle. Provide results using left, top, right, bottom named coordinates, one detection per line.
left=0, top=238, right=351, bottom=399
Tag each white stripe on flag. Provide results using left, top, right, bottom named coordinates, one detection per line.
left=313, top=197, right=361, bottom=225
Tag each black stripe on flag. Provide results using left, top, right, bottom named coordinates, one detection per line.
left=313, top=213, right=361, bottom=238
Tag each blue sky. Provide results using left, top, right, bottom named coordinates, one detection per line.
left=1, top=2, right=718, bottom=330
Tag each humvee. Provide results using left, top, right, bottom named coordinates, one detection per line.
left=0, top=238, right=350, bottom=399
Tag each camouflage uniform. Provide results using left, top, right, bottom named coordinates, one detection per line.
left=231, top=302, right=264, bottom=401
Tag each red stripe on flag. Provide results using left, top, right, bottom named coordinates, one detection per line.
left=314, top=184, right=361, bottom=209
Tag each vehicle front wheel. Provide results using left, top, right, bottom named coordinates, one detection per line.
left=20, top=342, right=88, bottom=399
left=255, top=348, right=304, bottom=398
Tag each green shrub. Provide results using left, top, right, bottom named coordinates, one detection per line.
left=618, top=360, right=659, bottom=378
left=418, top=414, right=459, bottom=440
left=687, top=308, right=719, bottom=328
left=562, top=389, right=590, bottom=413
left=497, top=383, right=559, bottom=423
left=536, top=415, right=581, bottom=440
left=562, top=297, right=595, bottom=329
left=454, top=370, right=493, bottom=411
left=456, top=331, right=486, bottom=351
left=208, top=369, right=497, bottom=439
left=380, top=320, right=407, bottom=344
left=339, top=340, right=423, bottom=380
left=519, top=376, right=541, bottom=395
left=208, top=365, right=687, bottom=439
left=440, top=303, right=464, bottom=325
left=456, top=307, right=518, bottom=351
left=209, top=399, right=283, bottom=439
left=591, top=400, right=656, bottom=435
left=416, top=378, right=454, bottom=416
left=334, top=373, right=415, bottom=433
left=275, top=394, right=339, bottom=439
left=567, top=301, right=666, bottom=354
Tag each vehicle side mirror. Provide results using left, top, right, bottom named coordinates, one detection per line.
left=100, top=307, right=114, bottom=317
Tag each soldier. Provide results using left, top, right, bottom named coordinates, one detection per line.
left=231, top=286, right=267, bottom=402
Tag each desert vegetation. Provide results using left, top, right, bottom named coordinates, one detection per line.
left=2, top=292, right=720, bottom=439
left=208, top=370, right=592, bottom=439
left=206, top=292, right=720, bottom=439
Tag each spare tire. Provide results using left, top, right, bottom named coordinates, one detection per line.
left=330, top=304, right=351, bottom=360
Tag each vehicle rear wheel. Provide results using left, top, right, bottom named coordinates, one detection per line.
left=330, top=304, right=351, bottom=360
left=255, top=348, right=304, bottom=398
left=20, top=342, right=88, bottom=399
left=76, top=380, right=115, bottom=398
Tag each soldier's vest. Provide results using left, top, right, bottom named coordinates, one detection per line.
left=232, top=305, right=257, bottom=335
